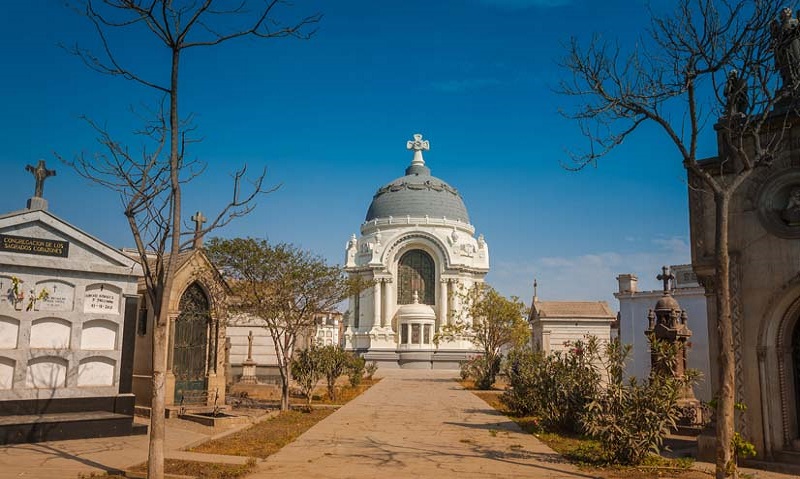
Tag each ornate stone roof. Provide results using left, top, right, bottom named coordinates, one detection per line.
left=364, top=134, right=470, bottom=223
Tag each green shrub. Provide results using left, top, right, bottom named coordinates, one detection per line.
left=365, top=360, right=378, bottom=380
left=501, top=338, right=601, bottom=433
left=460, top=355, right=501, bottom=390
left=582, top=337, right=694, bottom=465
left=347, top=354, right=366, bottom=387
left=290, top=347, right=322, bottom=410
left=318, top=345, right=349, bottom=401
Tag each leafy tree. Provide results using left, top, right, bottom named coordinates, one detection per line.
left=206, top=238, right=368, bottom=411
left=436, top=284, right=528, bottom=389
left=559, top=1, right=789, bottom=476
left=291, top=347, right=322, bottom=411
left=63, top=2, right=319, bottom=477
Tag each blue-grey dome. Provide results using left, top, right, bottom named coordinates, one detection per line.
left=365, top=162, right=470, bottom=223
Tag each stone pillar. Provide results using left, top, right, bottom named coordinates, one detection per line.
left=372, top=281, right=382, bottom=330
left=439, top=278, right=449, bottom=328
left=381, top=279, right=391, bottom=328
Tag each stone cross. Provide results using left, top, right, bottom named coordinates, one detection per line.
left=406, top=133, right=430, bottom=167
left=247, top=330, right=254, bottom=361
left=25, top=160, right=56, bottom=198
left=191, top=211, right=207, bottom=249
left=657, top=266, right=674, bottom=294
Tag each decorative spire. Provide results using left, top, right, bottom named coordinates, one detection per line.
left=407, top=133, right=429, bottom=166
left=413, top=290, right=420, bottom=304
left=533, top=278, right=538, bottom=303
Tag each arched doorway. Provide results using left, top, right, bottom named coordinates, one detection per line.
left=173, top=283, right=210, bottom=403
left=793, top=319, right=800, bottom=433
left=397, top=249, right=435, bottom=305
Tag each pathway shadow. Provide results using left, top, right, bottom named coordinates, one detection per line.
left=283, top=434, right=599, bottom=478
left=0, top=441, right=126, bottom=474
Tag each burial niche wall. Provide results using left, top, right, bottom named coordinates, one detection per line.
left=0, top=317, right=19, bottom=349
left=78, top=357, right=115, bottom=386
left=26, top=356, right=67, bottom=388
left=81, top=319, right=117, bottom=350
left=29, top=317, right=71, bottom=349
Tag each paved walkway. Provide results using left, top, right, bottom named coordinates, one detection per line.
left=1, top=369, right=798, bottom=478
left=250, top=369, right=586, bottom=479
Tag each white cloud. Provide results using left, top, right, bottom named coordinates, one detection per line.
left=487, top=236, right=692, bottom=310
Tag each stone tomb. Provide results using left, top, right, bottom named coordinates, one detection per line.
left=0, top=205, right=143, bottom=444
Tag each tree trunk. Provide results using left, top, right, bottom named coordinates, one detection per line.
left=148, top=302, right=168, bottom=479
left=714, top=192, right=737, bottom=479
left=148, top=45, right=183, bottom=479
left=280, top=371, right=290, bottom=411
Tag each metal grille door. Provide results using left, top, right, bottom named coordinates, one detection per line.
left=173, top=283, right=210, bottom=404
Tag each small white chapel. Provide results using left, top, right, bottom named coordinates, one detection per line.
left=343, top=134, right=490, bottom=368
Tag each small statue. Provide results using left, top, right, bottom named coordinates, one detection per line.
left=771, top=7, right=800, bottom=90
left=723, top=69, right=748, bottom=117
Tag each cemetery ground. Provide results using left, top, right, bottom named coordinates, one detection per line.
left=1, top=370, right=796, bottom=479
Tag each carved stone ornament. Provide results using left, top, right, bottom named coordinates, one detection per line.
left=757, top=168, right=800, bottom=238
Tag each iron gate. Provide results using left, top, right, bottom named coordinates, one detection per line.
left=173, top=283, right=210, bottom=404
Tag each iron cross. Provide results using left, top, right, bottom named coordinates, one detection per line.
left=657, top=266, right=674, bottom=293
left=25, top=160, right=56, bottom=198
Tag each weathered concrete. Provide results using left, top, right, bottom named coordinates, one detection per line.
left=250, top=369, right=586, bottom=479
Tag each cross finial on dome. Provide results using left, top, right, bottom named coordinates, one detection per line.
left=406, top=133, right=430, bottom=168
left=657, top=266, right=674, bottom=294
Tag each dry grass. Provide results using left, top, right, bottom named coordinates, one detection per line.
left=320, top=378, right=380, bottom=405
left=191, top=377, right=378, bottom=458
left=471, top=390, right=707, bottom=479
left=128, top=458, right=256, bottom=479
left=191, top=408, right=334, bottom=458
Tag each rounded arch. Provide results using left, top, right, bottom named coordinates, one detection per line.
left=758, top=276, right=800, bottom=450
left=382, top=231, right=452, bottom=270
left=397, top=249, right=436, bottom=305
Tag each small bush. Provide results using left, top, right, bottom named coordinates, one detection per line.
left=460, top=355, right=501, bottom=390
left=318, top=345, right=349, bottom=401
left=290, top=347, right=322, bottom=410
left=501, top=338, right=601, bottom=433
left=582, top=337, right=695, bottom=465
left=347, top=354, right=366, bottom=387
left=365, top=360, right=378, bottom=380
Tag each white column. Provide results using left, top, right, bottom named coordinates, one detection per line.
left=381, top=279, right=391, bottom=328
left=373, top=281, right=382, bottom=330
left=438, top=279, right=449, bottom=328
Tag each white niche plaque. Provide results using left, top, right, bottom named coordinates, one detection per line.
left=83, top=284, right=120, bottom=315
left=37, top=281, right=75, bottom=312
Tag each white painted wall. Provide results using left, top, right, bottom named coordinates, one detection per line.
left=616, top=287, right=711, bottom=401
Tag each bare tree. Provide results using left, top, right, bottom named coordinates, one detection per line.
left=61, top=2, right=320, bottom=478
left=206, top=238, right=369, bottom=411
left=558, top=1, right=793, bottom=477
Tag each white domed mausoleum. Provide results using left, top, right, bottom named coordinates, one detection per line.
left=343, top=134, right=489, bottom=368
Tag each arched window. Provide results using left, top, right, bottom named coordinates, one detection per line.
left=397, top=250, right=435, bottom=305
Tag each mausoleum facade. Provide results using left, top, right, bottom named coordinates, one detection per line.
left=343, top=134, right=489, bottom=368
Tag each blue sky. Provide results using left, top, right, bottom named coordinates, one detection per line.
left=0, top=0, right=712, bottom=307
